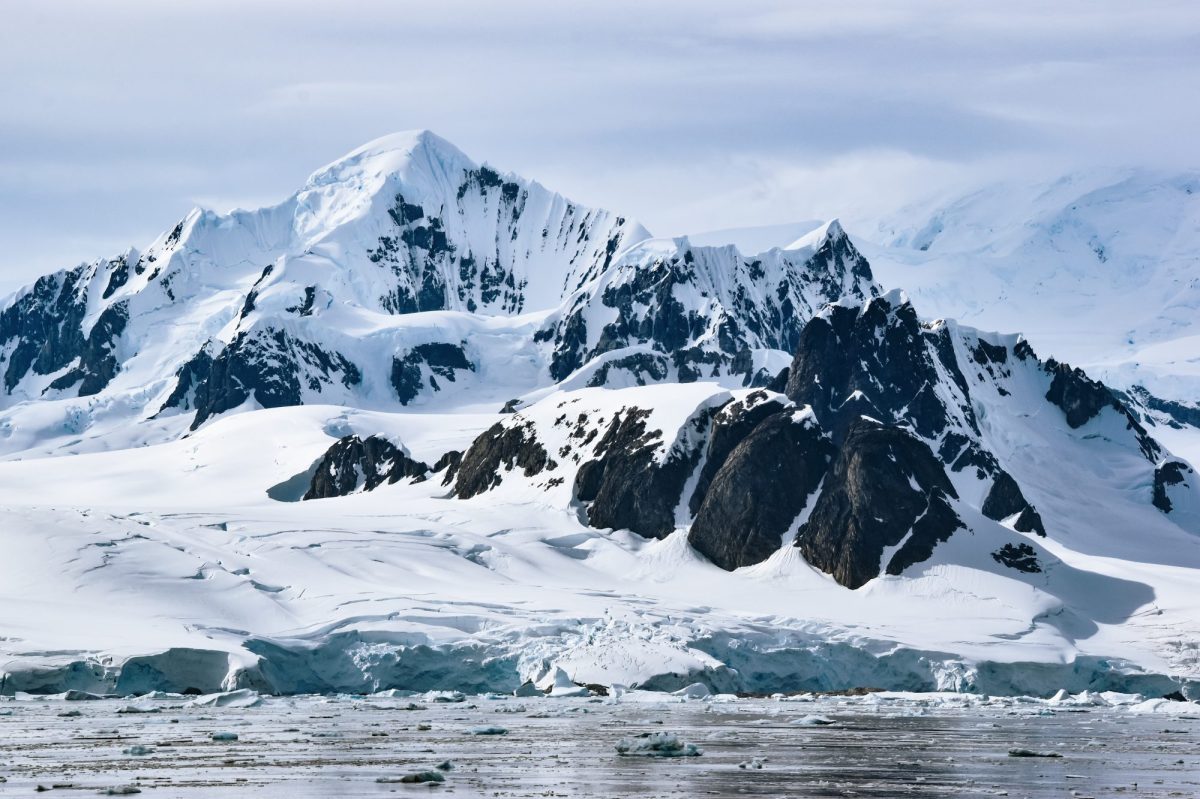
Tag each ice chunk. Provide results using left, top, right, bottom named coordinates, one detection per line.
left=671, top=682, right=711, bottom=700
left=1008, top=749, right=1062, bottom=758
left=791, top=714, right=836, bottom=726
left=378, top=771, right=445, bottom=784
left=547, top=668, right=589, bottom=698
left=186, top=689, right=261, bottom=709
left=615, top=732, right=702, bottom=757
left=514, top=680, right=542, bottom=697
left=210, top=731, right=239, bottom=741
left=470, top=725, right=508, bottom=735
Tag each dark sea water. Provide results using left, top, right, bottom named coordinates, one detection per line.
left=0, top=692, right=1196, bottom=797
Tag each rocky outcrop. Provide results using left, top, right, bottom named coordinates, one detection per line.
left=391, top=342, right=475, bottom=405
left=454, top=421, right=553, bottom=498
left=685, top=392, right=793, bottom=516
left=784, top=294, right=976, bottom=447
left=794, top=420, right=963, bottom=589
left=1153, top=460, right=1194, bottom=513
left=688, top=407, right=834, bottom=570
left=0, top=266, right=128, bottom=397
left=981, top=472, right=1046, bottom=536
left=160, top=328, right=362, bottom=429
left=1043, top=360, right=1120, bottom=428
left=992, top=542, right=1041, bottom=573
left=574, top=408, right=702, bottom=540
left=303, top=435, right=429, bottom=500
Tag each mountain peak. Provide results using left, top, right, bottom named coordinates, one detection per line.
left=304, top=129, right=479, bottom=201
left=783, top=218, right=846, bottom=254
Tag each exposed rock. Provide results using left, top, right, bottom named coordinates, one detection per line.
left=1123, top=385, right=1200, bottom=430
left=794, top=420, right=962, bottom=589
left=981, top=471, right=1045, bottom=535
left=1153, top=460, right=1193, bottom=513
left=432, top=450, right=463, bottom=486
left=784, top=295, right=977, bottom=448
left=1043, top=359, right=1120, bottom=428
left=543, top=222, right=877, bottom=386
left=586, top=353, right=670, bottom=387
left=689, top=408, right=834, bottom=570
left=686, top=391, right=791, bottom=516
left=981, top=472, right=1027, bottom=520
left=992, top=542, right=1041, bottom=573
left=574, top=408, right=701, bottom=540
left=391, top=342, right=475, bottom=405
left=454, top=421, right=552, bottom=498
left=0, top=266, right=129, bottom=397
left=303, top=435, right=429, bottom=500
left=159, top=328, right=361, bottom=429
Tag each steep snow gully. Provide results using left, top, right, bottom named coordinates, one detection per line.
left=1, top=132, right=1198, bottom=699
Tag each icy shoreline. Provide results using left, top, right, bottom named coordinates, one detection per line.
left=4, top=638, right=1196, bottom=700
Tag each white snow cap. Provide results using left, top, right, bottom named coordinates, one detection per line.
left=783, top=218, right=846, bottom=254
left=306, top=129, right=477, bottom=191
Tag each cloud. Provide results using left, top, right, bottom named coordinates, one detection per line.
left=0, top=0, right=1196, bottom=289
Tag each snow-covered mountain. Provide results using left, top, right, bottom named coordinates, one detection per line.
left=858, top=170, right=1200, bottom=400
left=0, top=134, right=1198, bottom=699
left=0, top=132, right=876, bottom=456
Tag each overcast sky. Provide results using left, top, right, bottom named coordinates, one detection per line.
left=1, top=1, right=1197, bottom=291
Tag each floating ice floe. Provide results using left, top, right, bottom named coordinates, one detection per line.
left=186, top=689, right=261, bottom=709
left=378, top=771, right=445, bottom=784
left=792, top=714, right=837, bottom=726
left=615, top=732, right=702, bottom=757
left=469, top=725, right=508, bottom=735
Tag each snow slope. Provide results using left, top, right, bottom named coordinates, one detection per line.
left=858, top=170, right=1200, bottom=399
left=0, top=137, right=1198, bottom=698
left=0, top=399, right=1196, bottom=696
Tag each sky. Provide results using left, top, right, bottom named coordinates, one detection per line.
left=1, top=0, right=1198, bottom=292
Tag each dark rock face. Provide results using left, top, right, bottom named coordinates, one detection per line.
left=0, top=266, right=128, bottom=397
left=784, top=296, right=976, bottom=447
left=586, top=353, right=669, bottom=388
left=454, top=421, right=553, bottom=498
left=574, top=408, right=703, bottom=540
left=981, top=472, right=1045, bottom=535
left=304, top=435, right=429, bottom=500
left=159, top=328, right=362, bottom=429
left=981, top=472, right=1027, bottom=520
left=1153, top=460, right=1193, bottom=513
left=543, top=223, right=876, bottom=386
left=368, top=178, right=636, bottom=316
left=391, top=342, right=475, bottom=405
left=686, top=392, right=793, bottom=516
left=794, top=420, right=962, bottom=590
left=46, top=301, right=129, bottom=397
left=432, top=450, right=463, bottom=486
left=1013, top=506, right=1047, bottom=536
left=688, top=409, right=834, bottom=570
left=992, top=543, right=1041, bottom=573
left=1043, top=360, right=1120, bottom=428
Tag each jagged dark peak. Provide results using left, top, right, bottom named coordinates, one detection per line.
left=795, top=418, right=963, bottom=589
left=784, top=289, right=977, bottom=447
left=540, top=220, right=879, bottom=387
